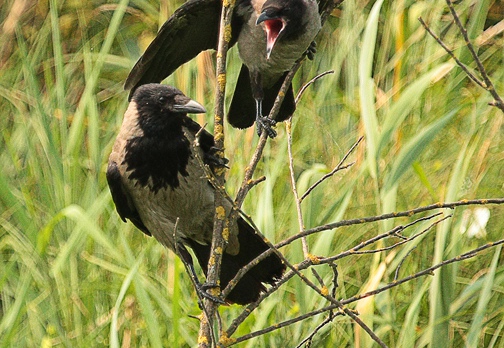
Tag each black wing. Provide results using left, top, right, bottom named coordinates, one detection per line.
left=125, top=0, right=222, bottom=96
left=106, top=161, right=151, bottom=236
left=228, top=66, right=295, bottom=128
left=125, top=0, right=249, bottom=98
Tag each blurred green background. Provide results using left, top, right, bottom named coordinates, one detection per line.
left=0, top=0, right=503, bottom=347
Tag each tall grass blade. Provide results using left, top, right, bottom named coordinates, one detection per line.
left=66, top=0, right=129, bottom=157
left=359, top=0, right=384, bottom=179
left=133, top=275, right=163, bottom=348
left=383, top=108, right=459, bottom=191
left=428, top=138, right=478, bottom=348
left=466, top=245, right=502, bottom=347
left=110, top=256, right=142, bottom=348
left=377, top=63, right=454, bottom=155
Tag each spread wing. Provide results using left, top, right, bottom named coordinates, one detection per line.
left=125, top=0, right=250, bottom=98
left=106, top=161, right=151, bottom=236
left=125, top=0, right=218, bottom=97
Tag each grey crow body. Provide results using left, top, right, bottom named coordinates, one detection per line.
left=124, top=0, right=321, bottom=137
left=107, top=84, right=285, bottom=304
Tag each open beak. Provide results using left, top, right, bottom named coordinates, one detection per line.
left=256, top=12, right=286, bottom=60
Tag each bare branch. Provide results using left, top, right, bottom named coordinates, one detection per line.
left=224, top=198, right=504, bottom=338
left=418, top=2, right=504, bottom=113
left=229, top=305, right=344, bottom=346
left=295, top=70, right=335, bottom=104
left=444, top=0, right=504, bottom=112
left=418, top=16, right=486, bottom=88
left=295, top=312, right=340, bottom=348
left=276, top=198, right=504, bottom=249
left=225, top=233, right=504, bottom=346
left=300, top=136, right=363, bottom=202
left=394, top=246, right=417, bottom=281
left=341, top=237, right=504, bottom=306
left=348, top=214, right=449, bottom=256
left=234, top=64, right=300, bottom=210
left=199, top=0, right=235, bottom=344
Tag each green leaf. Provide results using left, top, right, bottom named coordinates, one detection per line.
left=377, top=63, right=454, bottom=155
left=359, top=0, right=384, bottom=179
left=383, top=108, right=459, bottom=191
left=466, top=245, right=502, bottom=347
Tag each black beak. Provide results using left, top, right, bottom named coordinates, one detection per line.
left=256, top=11, right=274, bottom=25
left=173, top=98, right=206, bottom=114
left=256, top=10, right=286, bottom=60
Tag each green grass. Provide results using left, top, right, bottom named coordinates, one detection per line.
left=1, top=0, right=503, bottom=347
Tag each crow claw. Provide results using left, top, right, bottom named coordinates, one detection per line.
left=196, top=282, right=226, bottom=305
left=204, top=147, right=229, bottom=168
left=256, top=116, right=277, bottom=138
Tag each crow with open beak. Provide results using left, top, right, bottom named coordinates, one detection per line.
left=124, top=0, right=321, bottom=138
left=107, top=84, right=285, bottom=304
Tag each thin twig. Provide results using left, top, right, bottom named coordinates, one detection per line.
left=227, top=235, right=504, bottom=346
left=276, top=198, right=504, bottom=249
left=224, top=212, right=440, bottom=340
left=223, top=220, right=390, bottom=346
left=287, top=70, right=337, bottom=259
left=295, top=70, right=335, bottom=104
left=394, top=246, right=417, bottom=281
left=234, top=64, right=299, bottom=210
left=418, top=16, right=485, bottom=88
left=444, top=0, right=504, bottom=112
left=300, top=136, right=363, bottom=202
left=341, top=237, right=504, bottom=306
left=349, top=214, right=450, bottom=256
left=296, top=313, right=339, bottom=348
left=286, top=116, right=309, bottom=255
left=229, top=305, right=344, bottom=346
left=418, top=6, right=504, bottom=112
left=225, top=199, right=504, bottom=336
left=297, top=262, right=340, bottom=348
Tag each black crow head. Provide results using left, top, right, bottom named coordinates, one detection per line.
left=131, top=83, right=206, bottom=135
left=256, top=0, right=309, bottom=59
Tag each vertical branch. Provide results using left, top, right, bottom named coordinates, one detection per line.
left=286, top=119, right=309, bottom=255
left=288, top=70, right=335, bottom=257
left=198, top=1, right=235, bottom=346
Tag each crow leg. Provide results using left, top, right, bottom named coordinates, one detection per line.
left=250, top=71, right=277, bottom=138
left=177, top=244, right=225, bottom=305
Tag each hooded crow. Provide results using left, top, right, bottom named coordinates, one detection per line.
left=124, top=0, right=321, bottom=137
left=107, top=84, right=285, bottom=304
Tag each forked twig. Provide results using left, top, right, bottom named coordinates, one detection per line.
left=276, top=198, right=504, bottom=248
left=418, top=17, right=485, bottom=88
left=224, top=211, right=445, bottom=339
left=218, top=197, right=504, bottom=342
left=225, top=235, right=504, bottom=346
left=300, top=136, right=363, bottom=202
left=418, top=0, right=504, bottom=112
left=444, top=0, right=504, bottom=112
left=341, top=237, right=504, bottom=306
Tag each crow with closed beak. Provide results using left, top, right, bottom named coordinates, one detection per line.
left=124, top=0, right=321, bottom=137
left=107, top=84, right=285, bottom=304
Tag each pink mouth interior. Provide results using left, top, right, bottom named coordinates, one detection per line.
left=264, top=19, right=284, bottom=58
